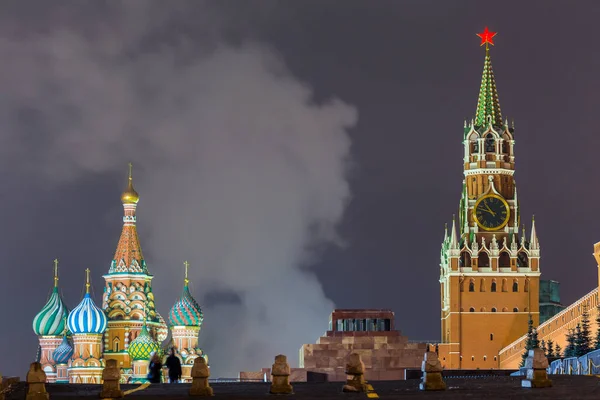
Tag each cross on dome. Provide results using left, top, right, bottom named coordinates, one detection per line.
left=184, top=261, right=190, bottom=286
left=85, top=268, right=91, bottom=293
left=53, top=258, right=59, bottom=287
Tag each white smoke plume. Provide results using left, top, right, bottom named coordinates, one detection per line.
left=0, top=3, right=357, bottom=376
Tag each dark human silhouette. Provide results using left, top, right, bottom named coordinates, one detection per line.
left=147, top=352, right=163, bottom=383
left=165, top=349, right=182, bottom=383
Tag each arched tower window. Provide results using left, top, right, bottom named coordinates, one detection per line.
left=479, top=278, right=486, bottom=292
left=469, top=307, right=475, bottom=312
left=513, top=307, right=519, bottom=312
left=480, top=307, right=487, bottom=312
left=518, top=252, right=529, bottom=268
left=501, top=278, right=508, bottom=292
left=499, top=251, right=510, bottom=268
left=485, top=133, right=495, bottom=153
left=478, top=252, right=490, bottom=268
left=460, top=251, right=472, bottom=268
left=491, top=307, right=497, bottom=312
left=471, top=137, right=479, bottom=155
left=469, top=279, right=475, bottom=292
left=491, top=280, right=497, bottom=292
left=502, top=133, right=511, bottom=161
left=524, top=279, right=530, bottom=293
left=512, top=279, right=519, bottom=292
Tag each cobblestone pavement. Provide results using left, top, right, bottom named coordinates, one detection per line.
left=5, top=375, right=600, bottom=399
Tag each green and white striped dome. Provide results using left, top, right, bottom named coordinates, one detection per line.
left=33, top=287, right=69, bottom=336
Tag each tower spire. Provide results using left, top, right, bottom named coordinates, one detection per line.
left=474, top=27, right=502, bottom=128
left=450, top=215, right=458, bottom=249
left=53, top=258, right=59, bottom=288
left=530, top=215, right=539, bottom=249
left=111, top=163, right=146, bottom=274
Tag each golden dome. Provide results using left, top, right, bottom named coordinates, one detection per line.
left=121, top=163, right=140, bottom=204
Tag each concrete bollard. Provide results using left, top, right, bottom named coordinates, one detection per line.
left=269, top=355, right=293, bottom=395
left=189, top=357, right=213, bottom=397
left=99, top=359, right=124, bottom=398
left=521, top=348, right=552, bottom=388
left=342, top=353, right=366, bottom=393
left=26, top=362, right=49, bottom=400
left=419, top=351, right=446, bottom=391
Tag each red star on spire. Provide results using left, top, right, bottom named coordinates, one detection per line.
left=476, top=27, right=497, bottom=47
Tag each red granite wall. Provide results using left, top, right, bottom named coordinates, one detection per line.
left=239, top=309, right=427, bottom=382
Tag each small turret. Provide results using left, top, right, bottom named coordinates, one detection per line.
left=52, top=330, right=74, bottom=365
left=443, top=223, right=448, bottom=243
left=169, top=261, right=204, bottom=328
left=449, top=216, right=458, bottom=250
left=529, top=216, right=539, bottom=250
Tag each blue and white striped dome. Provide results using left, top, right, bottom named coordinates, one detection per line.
left=52, top=335, right=73, bottom=364
left=67, top=293, right=107, bottom=335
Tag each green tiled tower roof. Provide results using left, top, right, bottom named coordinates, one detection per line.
left=475, top=47, right=502, bottom=128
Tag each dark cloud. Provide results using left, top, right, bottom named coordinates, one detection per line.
left=0, top=1, right=355, bottom=377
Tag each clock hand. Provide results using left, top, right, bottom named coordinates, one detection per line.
left=483, top=203, right=496, bottom=216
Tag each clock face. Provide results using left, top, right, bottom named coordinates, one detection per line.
left=473, top=194, right=510, bottom=231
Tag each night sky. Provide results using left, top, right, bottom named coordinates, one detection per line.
left=1, top=0, right=599, bottom=377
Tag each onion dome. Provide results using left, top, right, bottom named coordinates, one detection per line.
left=168, top=262, right=204, bottom=327
left=156, top=313, right=169, bottom=343
left=67, top=269, right=107, bottom=335
left=33, top=260, right=69, bottom=336
left=128, top=324, right=160, bottom=361
left=52, top=335, right=74, bottom=364
left=121, top=163, right=140, bottom=204
left=33, top=287, right=69, bottom=336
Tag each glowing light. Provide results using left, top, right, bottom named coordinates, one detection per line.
left=477, top=27, right=497, bottom=47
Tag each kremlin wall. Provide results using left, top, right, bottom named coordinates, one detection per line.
left=31, top=166, right=207, bottom=384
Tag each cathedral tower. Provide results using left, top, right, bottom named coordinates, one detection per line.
left=32, top=259, right=69, bottom=383
left=167, top=261, right=207, bottom=382
left=102, top=164, right=168, bottom=373
left=67, top=269, right=107, bottom=383
left=438, top=28, right=540, bottom=369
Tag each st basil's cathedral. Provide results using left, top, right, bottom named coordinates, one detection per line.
left=31, top=166, right=208, bottom=383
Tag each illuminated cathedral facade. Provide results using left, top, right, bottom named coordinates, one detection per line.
left=32, top=166, right=207, bottom=383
